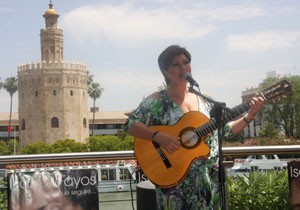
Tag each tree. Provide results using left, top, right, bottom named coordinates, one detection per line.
left=51, top=139, right=88, bottom=153
left=0, top=77, right=18, bottom=143
left=88, top=135, right=121, bottom=151
left=259, top=76, right=300, bottom=138
left=0, top=141, right=12, bottom=155
left=21, top=141, right=52, bottom=154
left=259, top=122, right=280, bottom=138
left=88, top=75, right=104, bottom=136
left=87, top=135, right=134, bottom=151
left=21, top=139, right=89, bottom=154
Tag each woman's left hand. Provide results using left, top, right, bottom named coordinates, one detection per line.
left=247, top=96, right=265, bottom=120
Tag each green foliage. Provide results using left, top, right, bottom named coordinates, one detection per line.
left=0, top=178, right=7, bottom=209
left=0, top=77, right=18, bottom=97
left=0, top=141, right=12, bottom=155
left=259, top=76, right=300, bottom=138
left=117, top=130, right=128, bottom=140
left=7, top=139, right=19, bottom=154
left=51, top=139, right=89, bottom=153
left=227, top=171, right=289, bottom=210
left=21, top=139, right=89, bottom=154
left=21, top=141, right=52, bottom=154
left=19, top=134, right=134, bottom=154
left=119, top=135, right=134, bottom=150
left=0, top=139, right=19, bottom=155
left=88, top=74, right=104, bottom=136
left=88, top=135, right=121, bottom=151
left=226, top=132, right=244, bottom=143
left=87, top=135, right=134, bottom=151
left=259, top=122, right=280, bottom=138
left=0, top=76, right=18, bottom=143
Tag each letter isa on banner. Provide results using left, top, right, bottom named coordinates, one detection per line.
left=8, top=169, right=99, bottom=210
left=288, top=161, right=300, bottom=210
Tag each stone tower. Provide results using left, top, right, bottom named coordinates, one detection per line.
left=18, top=2, right=89, bottom=146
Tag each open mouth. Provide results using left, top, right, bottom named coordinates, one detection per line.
left=180, top=72, right=187, bottom=78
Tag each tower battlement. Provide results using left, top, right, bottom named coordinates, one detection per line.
left=18, top=61, right=87, bottom=72
left=40, top=28, right=63, bottom=33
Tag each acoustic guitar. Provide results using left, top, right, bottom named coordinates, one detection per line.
left=134, top=80, right=292, bottom=188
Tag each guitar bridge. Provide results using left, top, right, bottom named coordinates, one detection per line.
left=153, top=142, right=172, bottom=169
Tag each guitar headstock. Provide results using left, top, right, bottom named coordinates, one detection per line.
left=260, top=80, right=292, bottom=100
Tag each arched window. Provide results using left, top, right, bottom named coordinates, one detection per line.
left=21, top=119, right=26, bottom=130
left=53, top=90, right=57, bottom=96
left=35, top=91, right=38, bottom=97
left=83, top=118, right=87, bottom=128
left=51, top=117, right=59, bottom=128
left=70, top=90, right=73, bottom=96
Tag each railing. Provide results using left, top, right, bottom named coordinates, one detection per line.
left=1, top=145, right=300, bottom=210
left=1, top=145, right=300, bottom=166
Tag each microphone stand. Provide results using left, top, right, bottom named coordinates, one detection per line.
left=188, top=85, right=232, bottom=210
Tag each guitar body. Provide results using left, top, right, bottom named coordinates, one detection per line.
left=134, top=111, right=211, bottom=188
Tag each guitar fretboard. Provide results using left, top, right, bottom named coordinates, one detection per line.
left=194, top=101, right=252, bottom=138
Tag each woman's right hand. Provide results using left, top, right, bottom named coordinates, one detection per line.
left=153, top=132, right=181, bottom=153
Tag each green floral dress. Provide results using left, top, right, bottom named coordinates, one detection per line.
left=125, top=90, right=232, bottom=210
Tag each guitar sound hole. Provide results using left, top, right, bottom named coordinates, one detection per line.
left=180, top=129, right=199, bottom=149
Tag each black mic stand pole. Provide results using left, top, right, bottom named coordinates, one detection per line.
left=188, top=85, right=231, bottom=210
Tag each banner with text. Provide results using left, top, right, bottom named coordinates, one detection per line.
left=8, top=169, right=99, bottom=210
left=288, top=161, right=300, bottom=210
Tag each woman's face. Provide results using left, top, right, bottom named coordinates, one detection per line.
left=165, top=53, right=191, bottom=86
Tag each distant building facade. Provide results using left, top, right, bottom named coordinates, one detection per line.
left=241, top=87, right=261, bottom=138
left=241, top=70, right=286, bottom=139
left=0, top=111, right=128, bottom=142
left=17, top=3, right=89, bottom=146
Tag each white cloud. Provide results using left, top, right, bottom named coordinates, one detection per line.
left=226, top=30, right=300, bottom=52
left=271, top=6, right=298, bottom=16
left=199, top=4, right=265, bottom=21
left=61, top=2, right=215, bottom=45
left=0, top=6, right=13, bottom=13
left=60, top=1, right=270, bottom=45
left=59, top=1, right=273, bottom=47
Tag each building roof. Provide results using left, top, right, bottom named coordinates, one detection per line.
left=43, top=3, right=58, bottom=16
left=0, top=112, right=19, bottom=125
left=0, top=111, right=132, bottom=125
left=89, top=111, right=130, bottom=124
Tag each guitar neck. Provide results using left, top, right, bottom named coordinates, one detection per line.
left=195, top=101, right=251, bottom=138
left=194, top=79, right=293, bottom=138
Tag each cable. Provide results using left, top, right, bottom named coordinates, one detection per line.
left=129, top=165, right=140, bottom=210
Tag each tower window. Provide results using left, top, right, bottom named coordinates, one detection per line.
left=70, top=90, right=73, bottom=96
left=35, top=91, right=39, bottom=97
left=51, top=117, right=59, bottom=128
left=53, top=90, right=57, bottom=96
left=22, top=119, right=26, bottom=130
left=83, top=118, right=87, bottom=128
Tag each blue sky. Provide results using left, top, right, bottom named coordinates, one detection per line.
left=0, top=0, right=299, bottom=112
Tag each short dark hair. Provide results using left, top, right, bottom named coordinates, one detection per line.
left=158, top=45, right=191, bottom=84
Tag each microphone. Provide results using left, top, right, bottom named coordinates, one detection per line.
left=184, top=73, right=199, bottom=88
